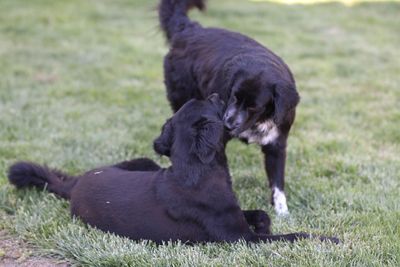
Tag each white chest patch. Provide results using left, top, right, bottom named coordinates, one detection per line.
left=238, top=120, right=279, bottom=145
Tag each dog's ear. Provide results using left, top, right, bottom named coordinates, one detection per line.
left=191, top=116, right=223, bottom=164
left=153, top=119, right=173, bottom=157
left=273, top=84, right=300, bottom=125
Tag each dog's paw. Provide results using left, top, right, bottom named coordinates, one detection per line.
left=273, top=188, right=289, bottom=216
left=252, top=210, right=271, bottom=235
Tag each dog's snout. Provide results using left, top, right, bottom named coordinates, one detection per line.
left=223, top=116, right=237, bottom=130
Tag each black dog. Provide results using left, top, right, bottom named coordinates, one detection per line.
left=159, top=0, right=299, bottom=215
left=8, top=95, right=337, bottom=244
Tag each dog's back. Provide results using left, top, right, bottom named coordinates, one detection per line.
left=159, top=0, right=295, bottom=111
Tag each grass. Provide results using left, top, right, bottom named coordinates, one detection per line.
left=0, top=0, right=399, bottom=265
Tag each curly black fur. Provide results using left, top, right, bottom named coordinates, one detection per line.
left=8, top=161, right=76, bottom=199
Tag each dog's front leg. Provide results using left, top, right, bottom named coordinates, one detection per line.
left=201, top=206, right=256, bottom=243
left=249, top=232, right=339, bottom=244
left=262, top=142, right=289, bottom=216
left=242, top=210, right=271, bottom=234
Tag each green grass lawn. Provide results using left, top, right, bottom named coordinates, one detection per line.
left=1, top=0, right=399, bottom=265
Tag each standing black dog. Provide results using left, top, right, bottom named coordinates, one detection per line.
left=159, top=0, right=299, bottom=215
left=8, top=95, right=337, bottom=244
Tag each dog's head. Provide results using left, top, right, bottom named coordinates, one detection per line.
left=154, top=94, right=225, bottom=165
left=223, top=75, right=299, bottom=135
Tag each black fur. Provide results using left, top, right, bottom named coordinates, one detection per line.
left=159, top=0, right=205, bottom=41
left=8, top=96, right=338, bottom=244
left=8, top=161, right=76, bottom=199
left=112, top=158, right=161, bottom=172
left=158, top=0, right=300, bottom=212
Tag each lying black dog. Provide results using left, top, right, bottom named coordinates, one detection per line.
left=159, top=0, right=299, bottom=215
left=8, top=95, right=337, bottom=244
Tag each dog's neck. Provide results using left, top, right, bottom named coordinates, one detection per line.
left=167, top=150, right=231, bottom=187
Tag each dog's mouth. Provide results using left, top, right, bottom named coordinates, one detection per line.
left=229, top=128, right=240, bottom=136
left=226, top=125, right=246, bottom=136
left=223, top=116, right=244, bottom=136
left=224, top=117, right=255, bottom=136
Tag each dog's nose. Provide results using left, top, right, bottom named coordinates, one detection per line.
left=224, top=116, right=237, bottom=130
left=225, top=122, right=233, bottom=130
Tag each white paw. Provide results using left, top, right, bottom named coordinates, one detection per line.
left=273, top=187, right=289, bottom=216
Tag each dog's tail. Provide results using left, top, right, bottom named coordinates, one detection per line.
left=8, top=161, right=78, bottom=200
left=159, top=0, right=206, bottom=41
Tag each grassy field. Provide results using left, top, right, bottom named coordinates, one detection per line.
left=1, top=0, right=399, bottom=266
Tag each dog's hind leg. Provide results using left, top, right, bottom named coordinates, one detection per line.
left=163, top=55, right=200, bottom=113
left=203, top=207, right=339, bottom=244
left=112, top=158, right=161, bottom=172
